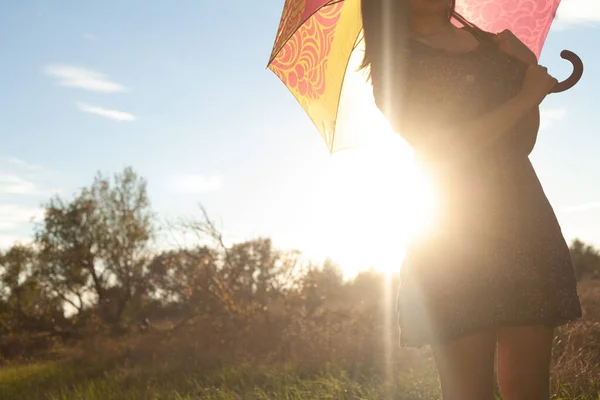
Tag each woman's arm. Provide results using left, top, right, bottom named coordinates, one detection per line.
left=490, top=30, right=540, bottom=155
left=415, top=91, right=536, bottom=164
left=493, top=29, right=538, bottom=65
left=407, top=60, right=556, bottom=164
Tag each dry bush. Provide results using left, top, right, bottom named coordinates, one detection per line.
left=0, top=332, right=61, bottom=363
left=553, top=321, right=600, bottom=393
left=578, top=279, right=600, bottom=321
left=550, top=280, right=600, bottom=390
left=26, top=274, right=600, bottom=395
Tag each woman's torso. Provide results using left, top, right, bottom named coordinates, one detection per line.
left=400, top=37, right=556, bottom=238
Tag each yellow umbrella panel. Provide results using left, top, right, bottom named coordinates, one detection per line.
left=268, top=0, right=363, bottom=152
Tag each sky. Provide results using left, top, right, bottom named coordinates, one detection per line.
left=0, top=0, right=599, bottom=276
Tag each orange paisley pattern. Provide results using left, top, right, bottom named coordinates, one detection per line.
left=270, top=1, right=344, bottom=100
left=456, top=0, right=561, bottom=57
left=269, top=0, right=331, bottom=63
left=270, top=0, right=306, bottom=63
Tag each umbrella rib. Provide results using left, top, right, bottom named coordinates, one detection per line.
left=267, top=0, right=346, bottom=67
left=329, top=28, right=363, bottom=153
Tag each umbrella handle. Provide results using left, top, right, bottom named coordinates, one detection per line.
left=551, top=50, right=584, bottom=93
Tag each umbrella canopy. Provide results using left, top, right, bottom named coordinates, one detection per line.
left=267, top=0, right=582, bottom=153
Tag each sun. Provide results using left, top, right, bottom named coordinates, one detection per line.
left=290, top=40, right=437, bottom=278
left=303, top=115, right=437, bottom=278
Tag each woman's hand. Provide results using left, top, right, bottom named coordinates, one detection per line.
left=494, top=29, right=538, bottom=65
left=518, top=64, right=559, bottom=107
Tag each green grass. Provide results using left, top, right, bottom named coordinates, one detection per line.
left=0, top=360, right=436, bottom=400
left=1, top=360, right=599, bottom=400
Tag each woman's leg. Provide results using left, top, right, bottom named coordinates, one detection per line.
left=497, top=325, right=554, bottom=400
left=432, top=329, right=497, bottom=400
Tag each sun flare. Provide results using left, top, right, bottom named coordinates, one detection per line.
left=306, top=117, right=437, bottom=278
left=286, top=39, right=438, bottom=279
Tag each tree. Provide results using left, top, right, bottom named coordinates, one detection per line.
left=36, top=195, right=98, bottom=315
left=151, top=207, right=305, bottom=330
left=300, top=259, right=344, bottom=315
left=0, top=243, right=62, bottom=333
left=36, top=166, right=155, bottom=325
left=91, top=167, right=155, bottom=323
left=570, top=239, right=600, bottom=280
left=147, top=247, right=220, bottom=313
left=0, top=244, right=35, bottom=299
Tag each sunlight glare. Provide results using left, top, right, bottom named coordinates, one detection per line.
left=294, top=37, right=437, bottom=279
left=318, top=131, right=435, bottom=278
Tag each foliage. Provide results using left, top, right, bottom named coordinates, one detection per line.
left=34, top=166, right=154, bottom=327
left=570, top=239, right=600, bottom=280
left=1, top=167, right=600, bottom=398
left=0, top=244, right=63, bottom=335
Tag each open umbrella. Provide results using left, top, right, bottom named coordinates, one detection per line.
left=267, top=0, right=584, bottom=152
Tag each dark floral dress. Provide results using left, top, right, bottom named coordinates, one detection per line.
left=383, top=37, right=582, bottom=347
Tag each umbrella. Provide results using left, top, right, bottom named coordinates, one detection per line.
left=267, top=0, right=584, bottom=153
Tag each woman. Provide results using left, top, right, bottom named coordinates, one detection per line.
left=360, top=0, right=582, bottom=399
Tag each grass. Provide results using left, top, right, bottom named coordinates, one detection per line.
left=2, top=280, right=599, bottom=399
left=1, top=359, right=599, bottom=400
left=0, top=361, right=430, bottom=400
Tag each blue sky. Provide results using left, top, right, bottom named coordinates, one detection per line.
left=0, top=1, right=599, bottom=274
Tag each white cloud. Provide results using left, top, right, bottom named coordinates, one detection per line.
left=3, top=157, right=42, bottom=171
left=0, top=174, right=40, bottom=195
left=0, top=158, right=56, bottom=197
left=555, top=0, right=600, bottom=29
left=43, top=64, right=127, bottom=93
left=0, top=160, right=55, bottom=249
left=561, top=201, right=600, bottom=213
left=0, top=205, right=43, bottom=231
left=83, top=33, right=97, bottom=40
left=173, top=175, right=223, bottom=194
left=540, top=108, right=567, bottom=131
left=76, top=102, right=136, bottom=121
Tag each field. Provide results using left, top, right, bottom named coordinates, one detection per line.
left=0, top=355, right=598, bottom=399
left=1, top=279, right=599, bottom=400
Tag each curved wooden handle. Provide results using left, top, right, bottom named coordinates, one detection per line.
left=551, top=50, right=584, bottom=93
